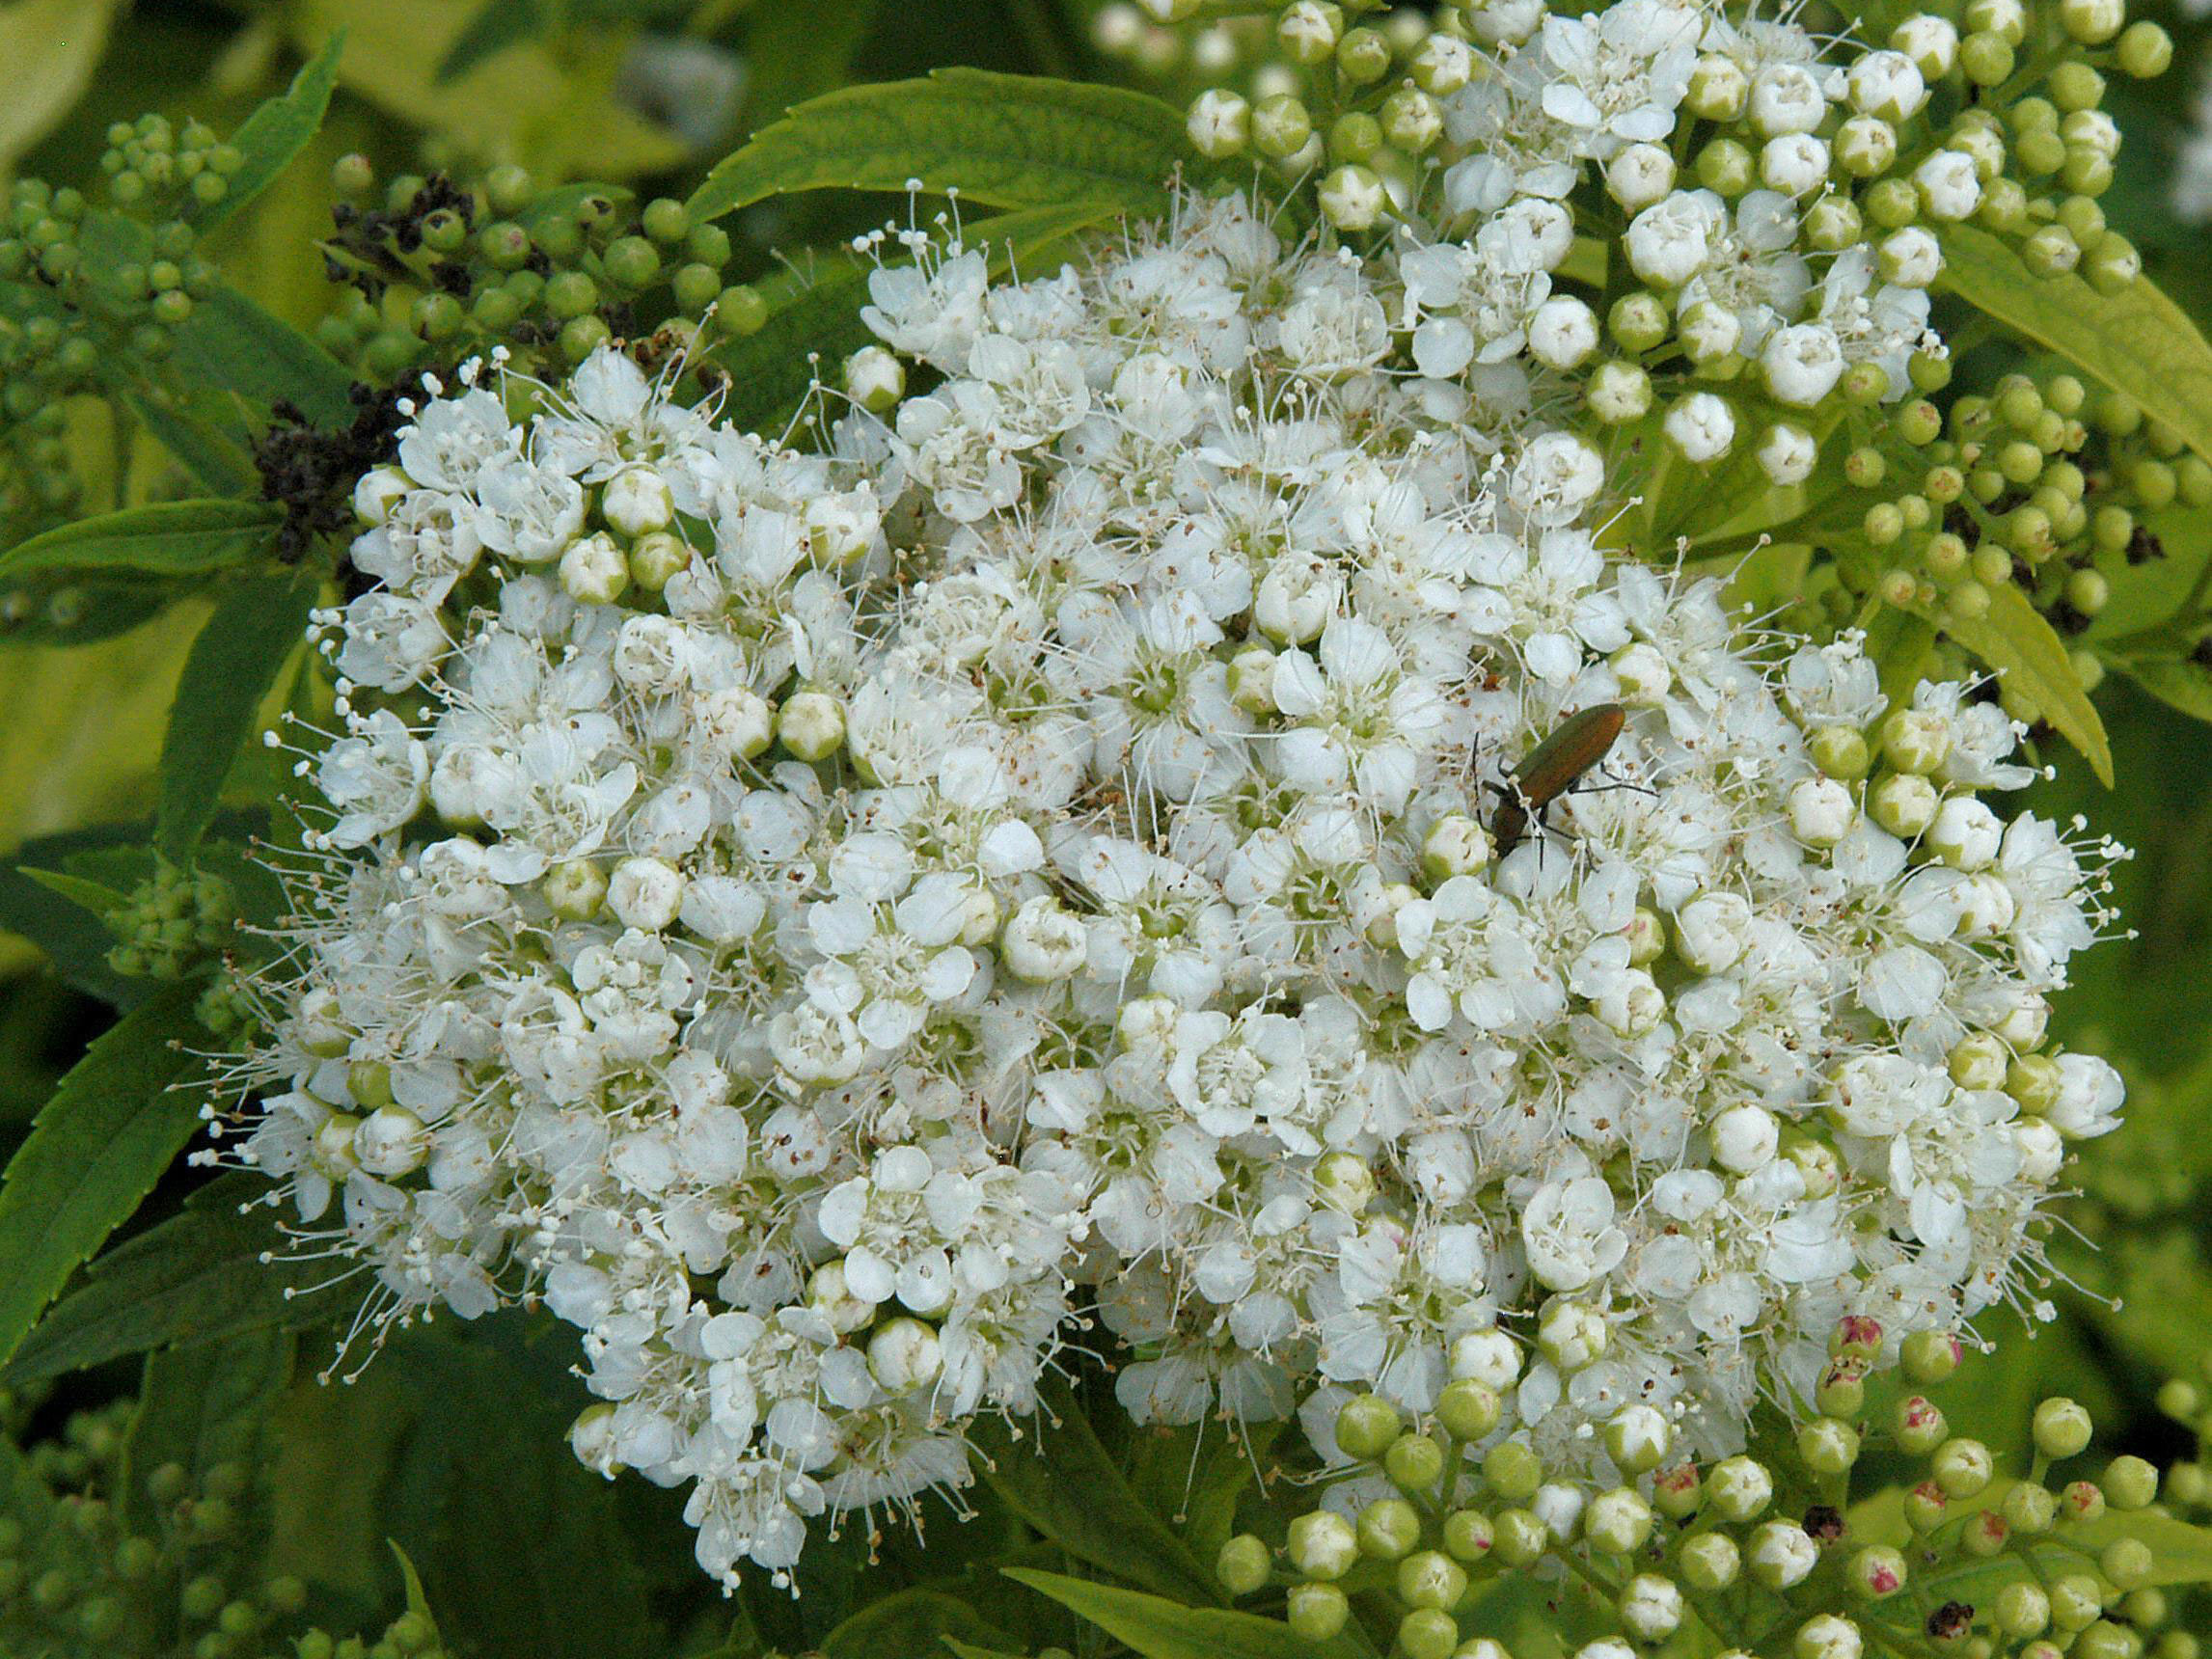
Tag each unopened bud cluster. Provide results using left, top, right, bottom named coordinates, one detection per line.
left=101, top=858, right=237, bottom=982
left=316, top=157, right=754, bottom=386
left=0, top=117, right=234, bottom=591
left=1152, top=0, right=2172, bottom=563
left=0, top=1386, right=353, bottom=1659
left=1220, top=1325, right=2209, bottom=1659
left=1808, top=359, right=2201, bottom=716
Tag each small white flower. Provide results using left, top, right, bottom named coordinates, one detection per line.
left=1762, top=323, right=1846, bottom=407
left=1662, top=393, right=1735, bottom=461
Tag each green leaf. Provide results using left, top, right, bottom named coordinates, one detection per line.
left=16, top=864, right=129, bottom=919
left=8, top=1173, right=348, bottom=1385
left=687, top=67, right=1188, bottom=224
left=1940, top=225, right=2212, bottom=466
left=124, top=390, right=259, bottom=495
left=973, top=1384, right=1220, bottom=1607
left=0, top=0, right=123, bottom=175
left=376, top=1331, right=657, bottom=1659
left=820, top=1589, right=1018, bottom=1659
left=0, top=981, right=206, bottom=1373
left=1124, top=1419, right=1285, bottom=1567
left=0, top=830, right=151, bottom=1003
left=942, top=1643, right=1029, bottom=1659
left=172, top=284, right=357, bottom=426
left=0, top=500, right=283, bottom=581
left=714, top=201, right=1118, bottom=434
left=190, top=31, right=347, bottom=233
left=2111, top=650, right=2212, bottom=722
left=1004, top=1568, right=1371, bottom=1659
left=155, top=571, right=316, bottom=858
left=1918, top=580, right=2113, bottom=785
left=390, top=1540, right=444, bottom=1634
left=434, top=0, right=543, bottom=82
left=121, top=1326, right=294, bottom=1546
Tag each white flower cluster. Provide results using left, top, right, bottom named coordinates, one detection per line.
left=229, top=7, right=2126, bottom=1587
left=1431, top=0, right=1951, bottom=446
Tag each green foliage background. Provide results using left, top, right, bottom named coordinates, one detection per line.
left=0, top=1, right=2207, bottom=1654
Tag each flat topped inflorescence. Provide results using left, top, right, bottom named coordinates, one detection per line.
left=224, top=40, right=2129, bottom=1589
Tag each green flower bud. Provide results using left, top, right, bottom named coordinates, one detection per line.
left=1708, top=1455, right=1773, bottom=1522
left=2066, top=1478, right=2111, bottom=1521
left=558, top=313, right=613, bottom=364
left=1287, top=1582, right=1350, bottom=1641
left=1379, top=88, right=1443, bottom=153
left=1336, top=25, right=1391, bottom=83
left=1695, top=138, right=1754, bottom=196
left=1288, top=1509, right=1359, bottom=1580
left=1680, top=1530, right=1740, bottom=1590
left=1962, top=1509, right=2010, bottom=1556
left=1924, top=531, right=1970, bottom=583
left=2102, top=1537, right=2155, bottom=1591
left=1685, top=54, right=1748, bottom=122
left=1748, top=1520, right=1818, bottom=1590
left=1187, top=91, right=1251, bottom=160
left=1537, top=1301, right=1608, bottom=1371
left=1619, top=1572, right=1684, bottom=1641
left=2001, top=1481, right=2059, bottom=1536
left=2050, top=1574, right=2105, bottom=1632
left=1357, top=1496, right=1422, bottom=1561
left=1933, top=1438, right=1993, bottom=1499
left=1335, top=1393, right=1402, bottom=1459
left=1896, top=1395, right=1948, bottom=1455
left=1816, top=1364, right=1867, bottom=1418
left=1588, top=360, right=1652, bottom=422
left=1438, top=1379, right=1502, bottom=1440
left=1584, top=1487, right=1653, bottom=1555
left=2022, top=224, right=2082, bottom=278
left=1485, top=1440, right=1543, bottom=1502
left=1401, top=1609, right=1461, bottom=1659
left=2060, top=0, right=2125, bottom=45
left=2076, top=1623, right=2138, bottom=1659
left=1903, top=1481, right=1948, bottom=1533
left=778, top=688, right=845, bottom=761
left=1318, top=165, right=1386, bottom=232
left=1609, top=291, right=1669, bottom=352
left=2007, top=1053, right=2062, bottom=1115
left=1397, top=1550, right=1469, bottom=1611
left=2033, top=1398, right=2093, bottom=1459
left=1959, top=29, right=2014, bottom=84
left=1997, top=1582, right=2052, bottom=1639
left=1877, top=708, right=1950, bottom=775
left=1443, top=1509, right=1494, bottom=1563
left=1386, top=1433, right=1447, bottom=1492
left=1796, top=1613, right=1864, bottom=1659
left=1217, top=1533, right=1271, bottom=1595
left=2105, top=1455, right=2159, bottom=1510
left=1804, top=197, right=1865, bottom=252
left=1491, top=1508, right=1548, bottom=1566
left=1796, top=1417, right=1861, bottom=1475
left=716, top=284, right=770, bottom=336
left=1848, top=1545, right=1907, bottom=1599
left=1869, top=771, right=1939, bottom=837
left=1604, top=1404, right=1672, bottom=1474
left=1252, top=95, right=1313, bottom=160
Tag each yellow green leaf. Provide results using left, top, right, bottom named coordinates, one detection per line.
left=287, top=0, right=689, bottom=180
left=1941, top=225, right=2212, bottom=466
left=688, top=68, right=1188, bottom=223
left=0, top=0, right=123, bottom=174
